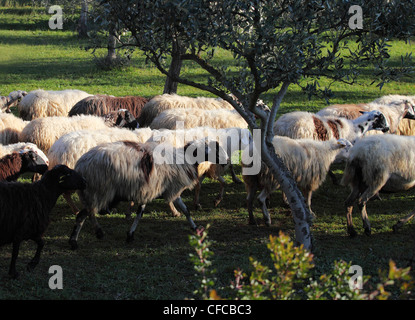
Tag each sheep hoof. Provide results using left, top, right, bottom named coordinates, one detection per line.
left=95, top=228, right=104, bottom=239
left=69, top=239, right=78, bottom=250
left=126, top=232, right=134, bottom=243
left=347, top=227, right=358, bottom=238
left=248, top=218, right=257, bottom=226
left=9, top=271, right=19, bottom=279
left=364, top=228, right=371, bottom=236
left=194, top=204, right=202, bottom=211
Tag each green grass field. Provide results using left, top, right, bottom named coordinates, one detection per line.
left=0, top=7, right=414, bottom=300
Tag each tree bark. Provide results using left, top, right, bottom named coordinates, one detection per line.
left=105, top=22, right=118, bottom=65
left=78, top=0, right=88, bottom=38
left=163, top=40, right=184, bottom=94
left=261, top=142, right=313, bottom=250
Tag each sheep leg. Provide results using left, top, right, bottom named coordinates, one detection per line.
left=69, top=208, right=91, bottom=250
left=193, top=175, right=205, bottom=210
left=229, top=164, right=242, bottom=184
left=168, top=201, right=181, bottom=217
left=358, top=201, right=371, bottom=236
left=63, top=191, right=79, bottom=215
left=125, top=201, right=134, bottom=219
left=89, top=211, right=104, bottom=239
left=246, top=183, right=258, bottom=225
left=346, top=205, right=357, bottom=237
left=345, top=186, right=360, bottom=237
left=173, top=197, right=197, bottom=230
left=303, top=189, right=316, bottom=218
left=392, top=210, right=415, bottom=232
left=9, top=240, right=21, bottom=279
left=126, top=204, right=146, bottom=243
left=214, top=176, right=226, bottom=207
left=27, top=237, right=44, bottom=271
left=258, top=189, right=271, bottom=226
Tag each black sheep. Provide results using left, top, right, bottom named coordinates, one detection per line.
left=69, top=94, right=149, bottom=119
left=0, top=165, right=86, bottom=278
left=0, top=151, right=48, bottom=181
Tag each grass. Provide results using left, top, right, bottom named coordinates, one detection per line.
left=0, top=7, right=415, bottom=300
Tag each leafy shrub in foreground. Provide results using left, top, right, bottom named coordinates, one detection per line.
left=189, top=226, right=414, bottom=300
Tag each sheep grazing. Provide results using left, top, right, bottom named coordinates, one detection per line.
left=149, top=108, right=248, bottom=130
left=0, top=90, right=27, bottom=113
left=242, top=137, right=352, bottom=226
left=0, top=150, right=48, bottom=182
left=274, top=110, right=390, bottom=142
left=138, top=93, right=234, bottom=127
left=0, top=113, right=29, bottom=145
left=316, top=96, right=415, bottom=135
left=19, top=113, right=137, bottom=154
left=69, top=138, right=228, bottom=249
left=341, top=134, right=415, bottom=237
left=0, top=165, right=86, bottom=278
left=17, top=89, right=92, bottom=120
left=68, top=94, right=149, bottom=119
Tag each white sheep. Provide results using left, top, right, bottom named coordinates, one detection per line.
left=48, top=127, right=154, bottom=169
left=274, top=109, right=390, bottom=185
left=18, top=89, right=92, bottom=120
left=341, top=134, right=415, bottom=237
left=0, top=113, right=29, bottom=145
left=242, top=136, right=352, bottom=226
left=47, top=127, right=154, bottom=215
left=138, top=93, right=234, bottom=127
left=316, top=96, right=415, bottom=135
left=149, top=108, right=248, bottom=130
left=19, top=114, right=126, bottom=154
left=273, top=110, right=390, bottom=143
left=68, top=138, right=229, bottom=249
left=147, top=126, right=251, bottom=212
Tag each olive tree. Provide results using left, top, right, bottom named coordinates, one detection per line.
left=99, top=0, right=414, bottom=250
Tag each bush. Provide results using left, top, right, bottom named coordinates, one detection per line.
left=189, top=227, right=414, bottom=300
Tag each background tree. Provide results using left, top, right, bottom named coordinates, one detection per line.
left=98, top=0, right=415, bottom=250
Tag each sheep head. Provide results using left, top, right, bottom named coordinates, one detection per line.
left=45, top=165, right=86, bottom=191
left=357, top=110, right=389, bottom=133
left=20, top=150, right=49, bottom=175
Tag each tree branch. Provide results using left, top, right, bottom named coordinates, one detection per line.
left=265, top=82, right=290, bottom=144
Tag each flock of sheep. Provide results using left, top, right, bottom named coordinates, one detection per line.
left=0, top=88, right=414, bottom=279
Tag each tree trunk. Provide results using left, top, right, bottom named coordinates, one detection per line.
left=163, top=41, right=184, bottom=94
left=105, top=23, right=118, bottom=65
left=261, top=142, right=313, bottom=250
left=78, top=0, right=88, bottom=38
